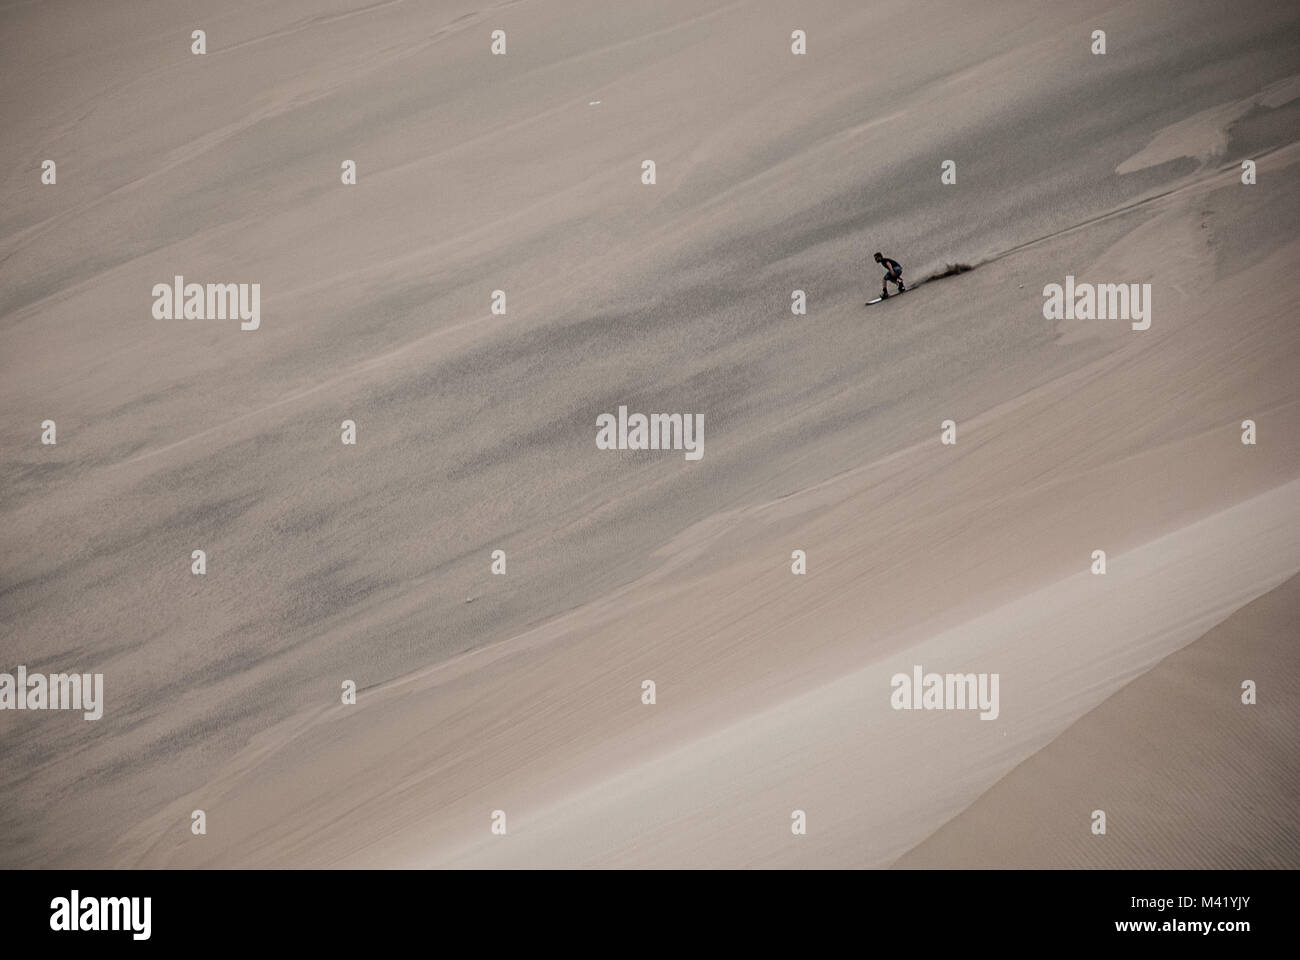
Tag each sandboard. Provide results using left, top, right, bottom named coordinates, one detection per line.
left=865, top=286, right=908, bottom=305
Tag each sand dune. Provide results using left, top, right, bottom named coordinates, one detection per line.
left=2, top=0, right=1298, bottom=868
left=896, top=573, right=1300, bottom=869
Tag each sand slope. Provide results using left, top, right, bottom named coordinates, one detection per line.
left=896, top=573, right=1300, bottom=869
left=1, top=0, right=1298, bottom=867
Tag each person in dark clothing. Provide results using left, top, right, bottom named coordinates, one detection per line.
left=874, top=251, right=906, bottom=298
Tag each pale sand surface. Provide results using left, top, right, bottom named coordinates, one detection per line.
left=1, top=0, right=1298, bottom=867
left=896, top=573, right=1300, bottom=869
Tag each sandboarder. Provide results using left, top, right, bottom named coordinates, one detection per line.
left=874, top=252, right=905, bottom=298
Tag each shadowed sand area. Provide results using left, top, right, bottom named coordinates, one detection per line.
left=896, top=573, right=1300, bottom=869
left=1, top=0, right=1298, bottom=867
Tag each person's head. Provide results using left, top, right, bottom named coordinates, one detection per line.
left=873, top=252, right=883, bottom=262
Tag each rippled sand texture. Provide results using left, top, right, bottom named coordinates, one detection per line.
left=1, top=0, right=1297, bottom=867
